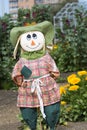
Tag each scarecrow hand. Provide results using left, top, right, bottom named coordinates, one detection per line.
left=50, top=72, right=60, bottom=79
left=14, top=75, right=23, bottom=87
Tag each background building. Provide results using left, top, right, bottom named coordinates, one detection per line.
left=9, top=0, right=18, bottom=21
left=35, top=0, right=64, bottom=4
left=18, top=0, right=35, bottom=9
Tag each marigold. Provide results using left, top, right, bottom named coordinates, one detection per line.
left=53, top=44, right=58, bottom=50
left=24, top=22, right=36, bottom=26
left=85, top=77, right=87, bottom=80
left=68, top=77, right=81, bottom=85
left=67, top=74, right=77, bottom=82
left=60, top=86, right=66, bottom=95
left=68, top=85, right=79, bottom=91
left=61, top=101, right=67, bottom=105
left=77, top=70, right=87, bottom=76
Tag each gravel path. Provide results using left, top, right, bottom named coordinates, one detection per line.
left=0, top=89, right=87, bottom=130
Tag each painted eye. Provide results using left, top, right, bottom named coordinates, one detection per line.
left=32, top=33, right=37, bottom=39
left=26, top=34, right=31, bottom=40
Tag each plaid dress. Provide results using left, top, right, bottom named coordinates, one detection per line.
left=12, top=53, right=60, bottom=108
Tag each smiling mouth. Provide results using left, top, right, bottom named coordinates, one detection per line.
left=26, top=43, right=41, bottom=49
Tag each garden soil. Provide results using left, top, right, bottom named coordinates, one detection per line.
left=0, top=76, right=87, bottom=130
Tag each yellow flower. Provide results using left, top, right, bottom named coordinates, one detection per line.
left=24, top=22, right=36, bottom=26
left=67, top=76, right=81, bottom=85
left=53, top=44, right=58, bottom=50
left=68, top=85, right=79, bottom=91
left=67, top=74, right=77, bottom=82
left=77, top=70, right=87, bottom=76
left=60, top=86, right=66, bottom=95
left=85, top=77, right=87, bottom=80
left=61, top=101, right=67, bottom=105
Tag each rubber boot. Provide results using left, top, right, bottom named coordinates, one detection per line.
left=50, top=127, right=56, bottom=130
left=50, top=127, right=55, bottom=130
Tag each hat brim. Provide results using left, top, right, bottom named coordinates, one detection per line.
left=10, top=21, right=54, bottom=46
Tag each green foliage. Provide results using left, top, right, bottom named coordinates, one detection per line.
left=32, top=4, right=53, bottom=23
left=60, top=70, right=87, bottom=123
left=51, top=8, right=87, bottom=72
left=56, top=76, right=66, bottom=83
left=17, top=8, right=31, bottom=26
left=0, top=14, right=16, bottom=89
left=17, top=4, right=53, bottom=26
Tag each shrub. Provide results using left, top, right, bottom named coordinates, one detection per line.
left=51, top=8, right=87, bottom=72
left=31, top=4, right=53, bottom=23
left=0, top=14, right=16, bottom=89
left=17, top=4, right=53, bottom=26
left=17, top=8, right=31, bottom=26
left=60, top=70, right=87, bottom=123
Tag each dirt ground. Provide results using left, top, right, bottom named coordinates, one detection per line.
left=0, top=88, right=87, bottom=130
left=0, top=90, right=21, bottom=130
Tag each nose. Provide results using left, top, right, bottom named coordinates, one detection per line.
left=31, top=40, right=35, bottom=46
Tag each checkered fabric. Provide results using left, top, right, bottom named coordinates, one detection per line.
left=12, top=53, right=60, bottom=108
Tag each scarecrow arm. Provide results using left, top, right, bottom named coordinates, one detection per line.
left=47, top=53, right=60, bottom=79
left=12, top=60, right=24, bottom=87
left=13, top=75, right=23, bottom=87
left=50, top=71, right=60, bottom=79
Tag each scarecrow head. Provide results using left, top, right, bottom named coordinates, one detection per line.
left=20, top=31, right=45, bottom=52
left=10, top=21, right=54, bottom=59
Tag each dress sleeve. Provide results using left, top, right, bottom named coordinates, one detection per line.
left=12, top=59, right=23, bottom=84
left=46, top=53, right=60, bottom=73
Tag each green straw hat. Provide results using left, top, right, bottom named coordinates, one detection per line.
left=10, top=21, right=54, bottom=59
left=10, top=21, right=54, bottom=46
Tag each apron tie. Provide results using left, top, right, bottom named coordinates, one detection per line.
left=23, top=74, right=50, bottom=119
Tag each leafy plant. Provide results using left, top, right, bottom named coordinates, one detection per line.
left=60, top=70, right=87, bottom=124
left=0, top=14, right=16, bottom=89
left=17, top=8, right=31, bottom=26
left=32, top=4, right=53, bottom=23
left=51, top=8, right=87, bottom=72
left=17, top=4, right=53, bottom=26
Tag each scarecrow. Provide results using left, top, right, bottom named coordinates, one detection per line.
left=10, top=21, right=60, bottom=130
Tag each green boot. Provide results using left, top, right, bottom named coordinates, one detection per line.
left=50, top=128, right=55, bottom=130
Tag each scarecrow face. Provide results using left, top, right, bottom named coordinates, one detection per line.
left=20, top=31, right=45, bottom=52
